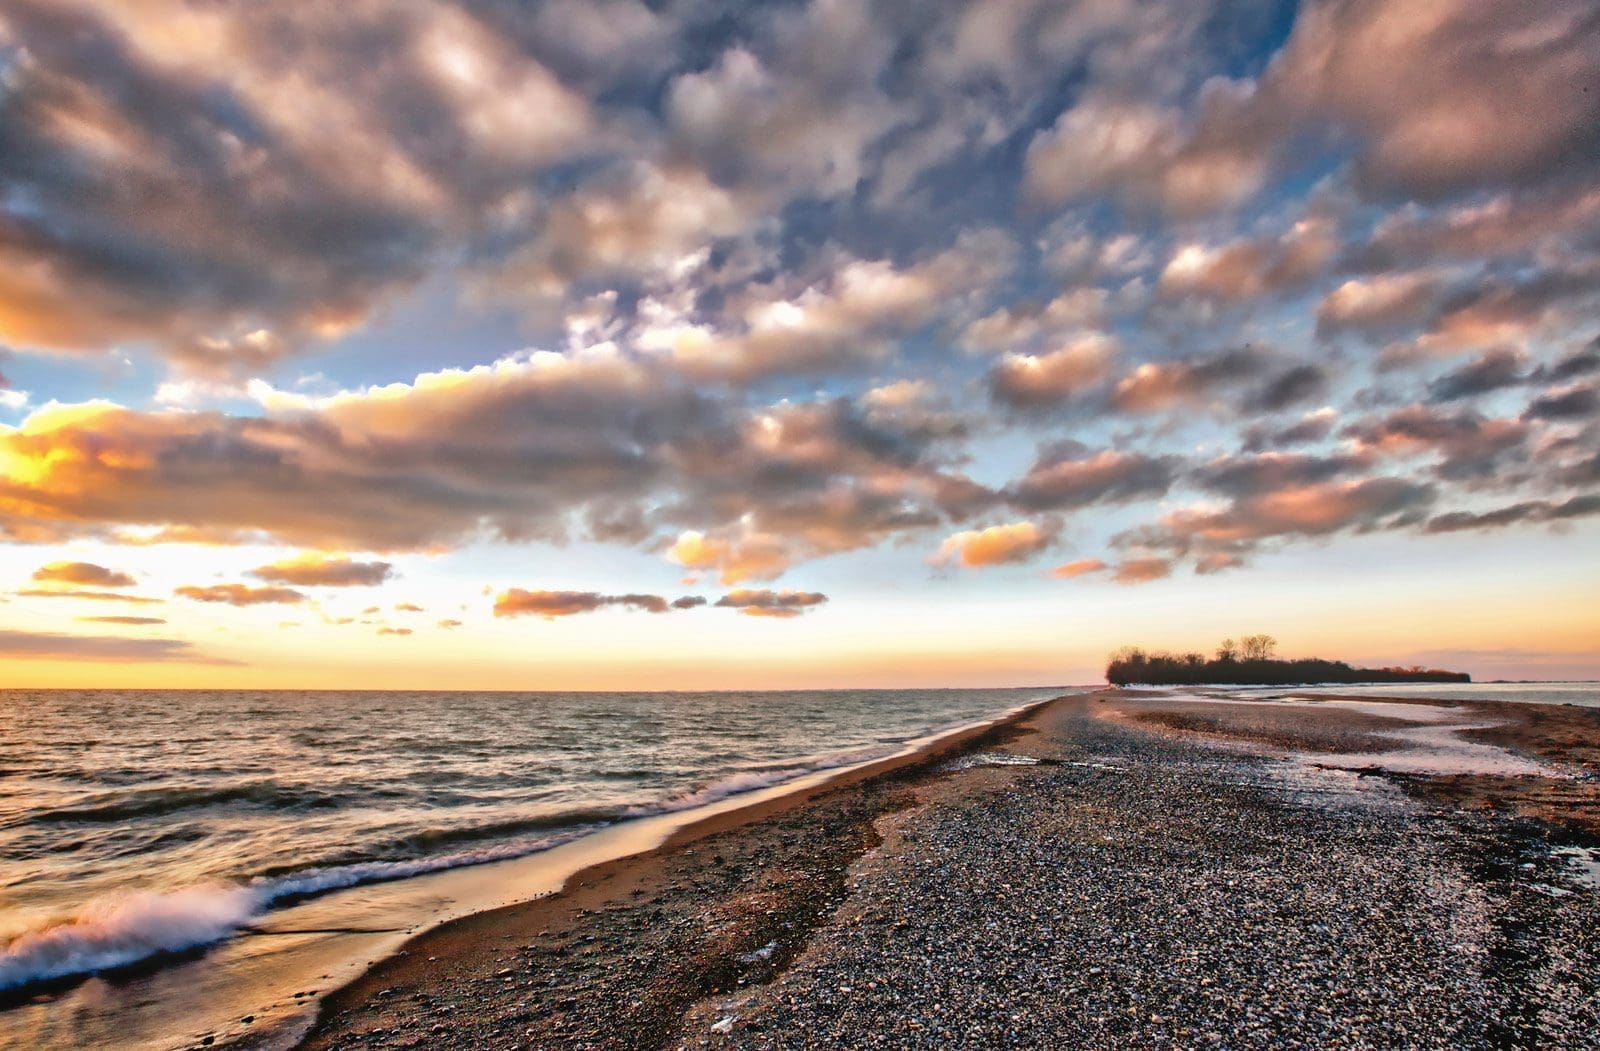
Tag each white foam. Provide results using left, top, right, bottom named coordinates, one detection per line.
left=942, top=752, right=1041, bottom=771
left=0, top=884, right=263, bottom=992
left=0, top=826, right=598, bottom=993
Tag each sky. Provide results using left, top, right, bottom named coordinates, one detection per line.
left=0, top=0, right=1597, bottom=689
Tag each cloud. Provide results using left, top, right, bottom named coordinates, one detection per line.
left=249, top=554, right=394, bottom=587
left=1365, top=186, right=1600, bottom=268
left=1052, top=558, right=1108, bottom=579
left=0, top=628, right=224, bottom=663
left=713, top=588, right=828, bottom=618
left=394, top=603, right=425, bottom=613
left=1005, top=445, right=1178, bottom=511
left=1085, top=0, right=1600, bottom=214
left=642, top=232, right=1014, bottom=382
left=962, top=289, right=1110, bottom=356
left=932, top=521, right=1055, bottom=568
left=1158, top=221, right=1337, bottom=302
left=175, top=584, right=306, bottom=606
left=15, top=589, right=163, bottom=604
left=1522, top=384, right=1598, bottom=423
left=1023, top=93, right=1268, bottom=216
left=1427, top=349, right=1530, bottom=402
left=1316, top=273, right=1442, bottom=337
left=1110, top=348, right=1265, bottom=413
left=663, top=20, right=900, bottom=201
left=1194, top=452, right=1371, bottom=499
left=493, top=588, right=677, bottom=619
left=1424, top=493, right=1600, bottom=534
left=31, top=561, right=136, bottom=588
left=667, top=528, right=792, bottom=585
left=1208, top=477, right=1436, bottom=539
left=74, top=615, right=166, bottom=625
left=988, top=336, right=1117, bottom=409
left=437, top=618, right=463, bottom=629
left=1264, top=0, right=1600, bottom=199
left=1242, top=408, right=1340, bottom=452
left=1112, top=558, right=1172, bottom=585
left=378, top=627, right=414, bottom=637
left=1245, top=365, right=1328, bottom=414
left=1543, top=345, right=1600, bottom=383
left=1344, top=405, right=1528, bottom=480
left=670, top=595, right=708, bottom=610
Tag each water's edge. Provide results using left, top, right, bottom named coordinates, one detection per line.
left=276, top=695, right=1063, bottom=1051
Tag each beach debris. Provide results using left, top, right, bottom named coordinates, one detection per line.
left=940, top=752, right=1041, bottom=771
left=738, top=940, right=778, bottom=965
left=710, top=1014, right=736, bottom=1033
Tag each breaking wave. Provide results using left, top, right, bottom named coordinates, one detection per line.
left=0, top=749, right=892, bottom=993
left=0, top=825, right=596, bottom=994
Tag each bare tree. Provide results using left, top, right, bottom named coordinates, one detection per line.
left=1240, top=634, right=1277, bottom=661
left=1216, top=638, right=1238, bottom=662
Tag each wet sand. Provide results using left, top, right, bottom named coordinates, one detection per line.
left=292, top=690, right=1600, bottom=1050
left=1111, top=691, right=1600, bottom=836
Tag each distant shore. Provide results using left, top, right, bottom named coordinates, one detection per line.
left=294, top=689, right=1600, bottom=1050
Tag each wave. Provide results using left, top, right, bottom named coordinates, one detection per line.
left=0, top=824, right=597, bottom=994
left=0, top=884, right=261, bottom=994
left=28, top=781, right=342, bottom=824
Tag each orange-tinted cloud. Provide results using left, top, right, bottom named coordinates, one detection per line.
left=175, top=584, right=306, bottom=606
left=16, top=589, right=163, bottom=604
left=932, top=521, right=1054, bottom=568
left=75, top=615, right=166, bottom=625
left=1110, top=349, right=1263, bottom=413
left=32, top=561, right=136, bottom=588
left=1113, top=558, right=1172, bottom=585
left=493, top=589, right=679, bottom=619
left=667, top=529, right=792, bottom=585
left=1052, top=558, right=1108, bottom=579
left=988, top=336, right=1116, bottom=408
left=250, top=554, right=393, bottom=587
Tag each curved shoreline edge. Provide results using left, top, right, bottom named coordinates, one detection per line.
left=288, top=692, right=1069, bottom=1050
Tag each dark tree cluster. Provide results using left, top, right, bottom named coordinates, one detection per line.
left=1105, top=635, right=1470, bottom=686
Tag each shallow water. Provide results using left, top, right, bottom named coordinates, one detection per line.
left=0, top=686, right=1059, bottom=1044
left=1170, top=691, right=1565, bottom=778
left=1285, top=682, right=1600, bottom=708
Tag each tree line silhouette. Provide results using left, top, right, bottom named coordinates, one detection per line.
left=1105, top=635, right=1470, bottom=686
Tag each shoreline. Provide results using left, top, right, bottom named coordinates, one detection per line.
left=296, top=688, right=1600, bottom=1049
left=291, top=693, right=1061, bottom=1050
